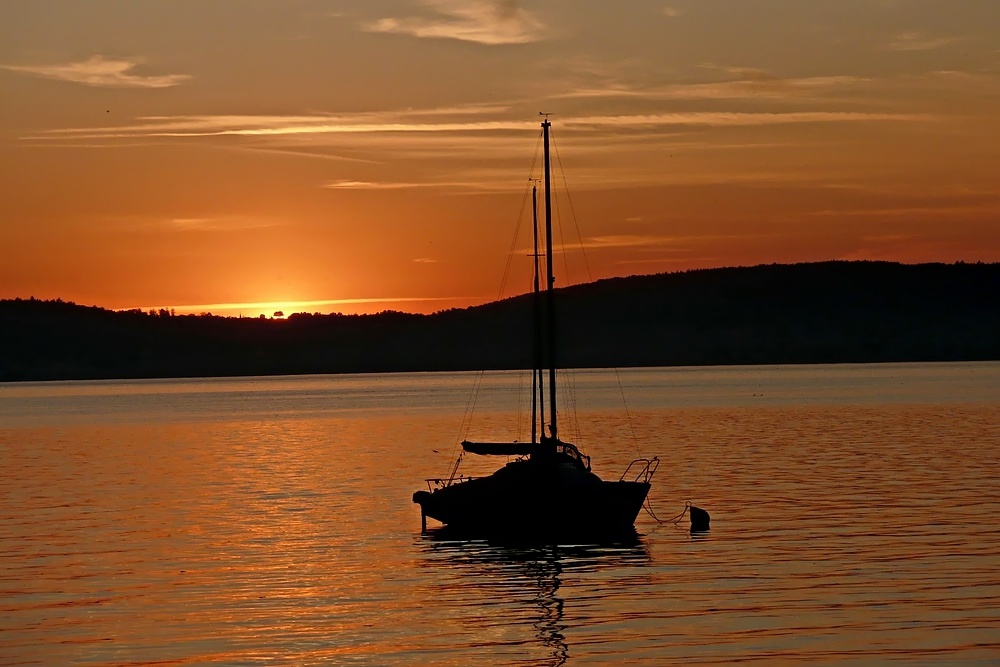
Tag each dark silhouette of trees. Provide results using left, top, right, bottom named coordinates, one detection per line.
left=1, top=261, right=997, bottom=381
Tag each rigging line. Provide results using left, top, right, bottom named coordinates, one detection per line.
left=515, top=267, right=531, bottom=441
left=547, top=128, right=584, bottom=444
left=456, top=133, right=543, bottom=461
left=548, top=133, right=573, bottom=300
left=516, top=365, right=524, bottom=440
left=550, top=127, right=594, bottom=284
left=458, top=370, right=481, bottom=440
left=496, top=180, right=532, bottom=301
left=449, top=368, right=486, bottom=482
left=560, top=367, right=583, bottom=444
left=496, top=135, right=543, bottom=301
left=571, top=375, right=583, bottom=443
left=552, top=127, right=640, bottom=458
left=615, top=369, right=642, bottom=457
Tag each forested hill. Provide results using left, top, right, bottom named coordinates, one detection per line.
left=2, top=261, right=997, bottom=381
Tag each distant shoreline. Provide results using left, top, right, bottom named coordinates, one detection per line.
left=4, top=359, right=999, bottom=388
left=2, top=261, right=998, bottom=382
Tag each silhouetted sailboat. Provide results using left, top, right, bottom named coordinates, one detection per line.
left=413, top=118, right=658, bottom=537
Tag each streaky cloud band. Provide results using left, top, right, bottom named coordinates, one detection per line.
left=1, top=55, right=190, bottom=88
left=33, top=110, right=933, bottom=141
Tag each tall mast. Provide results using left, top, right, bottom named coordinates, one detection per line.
left=542, top=117, right=558, bottom=439
left=531, top=184, right=543, bottom=444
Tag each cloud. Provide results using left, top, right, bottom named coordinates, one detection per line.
left=159, top=216, right=284, bottom=231
left=616, top=256, right=719, bottom=266
left=562, top=111, right=931, bottom=129
left=412, top=257, right=438, bottom=263
left=23, top=98, right=943, bottom=195
left=31, top=103, right=529, bottom=140
left=513, top=235, right=679, bottom=257
left=324, top=179, right=427, bottom=190
left=576, top=235, right=674, bottom=249
left=33, top=109, right=929, bottom=144
left=25, top=101, right=938, bottom=194
left=661, top=7, right=682, bottom=18
left=229, top=146, right=382, bottom=164
left=884, top=32, right=961, bottom=52
left=0, top=55, right=190, bottom=88
left=528, top=232, right=769, bottom=256
left=699, top=63, right=778, bottom=80
left=365, top=0, right=545, bottom=45
left=556, top=71, right=871, bottom=103
left=808, top=205, right=1000, bottom=218
left=322, top=179, right=511, bottom=192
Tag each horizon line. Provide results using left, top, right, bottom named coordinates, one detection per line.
left=120, top=295, right=488, bottom=315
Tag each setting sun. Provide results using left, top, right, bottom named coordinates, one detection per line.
left=128, top=296, right=484, bottom=319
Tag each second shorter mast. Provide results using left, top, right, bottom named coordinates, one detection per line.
left=531, top=184, right=543, bottom=445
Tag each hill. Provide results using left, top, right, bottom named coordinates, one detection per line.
left=1, top=261, right=997, bottom=381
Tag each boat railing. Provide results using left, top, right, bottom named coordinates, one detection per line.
left=619, top=457, right=659, bottom=484
left=556, top=441, right=591, bottom=471
left=425, top=475, right=477, bottom=491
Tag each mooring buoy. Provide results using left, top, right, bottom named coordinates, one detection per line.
left=690, top=505, right=710, bottom=532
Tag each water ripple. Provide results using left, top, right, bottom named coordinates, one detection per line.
left=1, top=366, right=998, bottom=665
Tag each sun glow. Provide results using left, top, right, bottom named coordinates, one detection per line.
left=124, top=295, right=486, bottom=319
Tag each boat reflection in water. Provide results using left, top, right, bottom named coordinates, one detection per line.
left=417, top=530, right=650, bottom=667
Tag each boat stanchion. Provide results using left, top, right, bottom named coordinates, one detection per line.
left=413, top=490, right=429, bottom=532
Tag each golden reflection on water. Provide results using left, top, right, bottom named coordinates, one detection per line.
left=1, top=365, right=998, bottom=665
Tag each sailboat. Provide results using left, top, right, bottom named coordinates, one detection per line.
left=412, top=117, right=659, bottom=537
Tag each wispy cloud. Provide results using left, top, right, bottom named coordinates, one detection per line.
left=323, top=178, right=497, bottom=191
left=27, top=107, right=935, bottom=193
left=808, top=204, right=1000, bottom=218
left=557, top=71, right=871, bottom=103
left=616, top=256, right=719, bottom=266
left=106, top=215, right=286, bottom=232
left=412, top=257, right=438, bottom=263
left=516, top=233, right=770, bottom=259
left=575, top=235, right=675, bottom=250
left=324, top=179, right=429, bottom=190
left=552, top=66, right=1000, bottom=112
left=562, top=111, right=931, bottom=128
left=0, top=55, right=190, bottom=88
left=32, top=109, right=929, bottom=143
left=229, top=146, right=382, bottom=164
left=164, top=216, right=284, bottom=231
left=661, top=7, right=682, bottom=18
left=30, top=103, right=528, bottom=140
left=884, top=32, right=962, bottom=52
left=365, top=0, right=545, bottom=45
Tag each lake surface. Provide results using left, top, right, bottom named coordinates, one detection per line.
left=1, top=363, right=998, bottom=665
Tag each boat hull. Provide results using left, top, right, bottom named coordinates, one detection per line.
left=413, top=458, right=650, bottom=538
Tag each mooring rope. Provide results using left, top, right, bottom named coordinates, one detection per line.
left=644, top=499, right=692, bottom=526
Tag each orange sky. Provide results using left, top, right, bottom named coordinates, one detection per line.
left=1, top=1, right=998, bottom=317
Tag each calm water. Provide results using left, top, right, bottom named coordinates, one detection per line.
left=1, top=363, right=998, bottom=666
